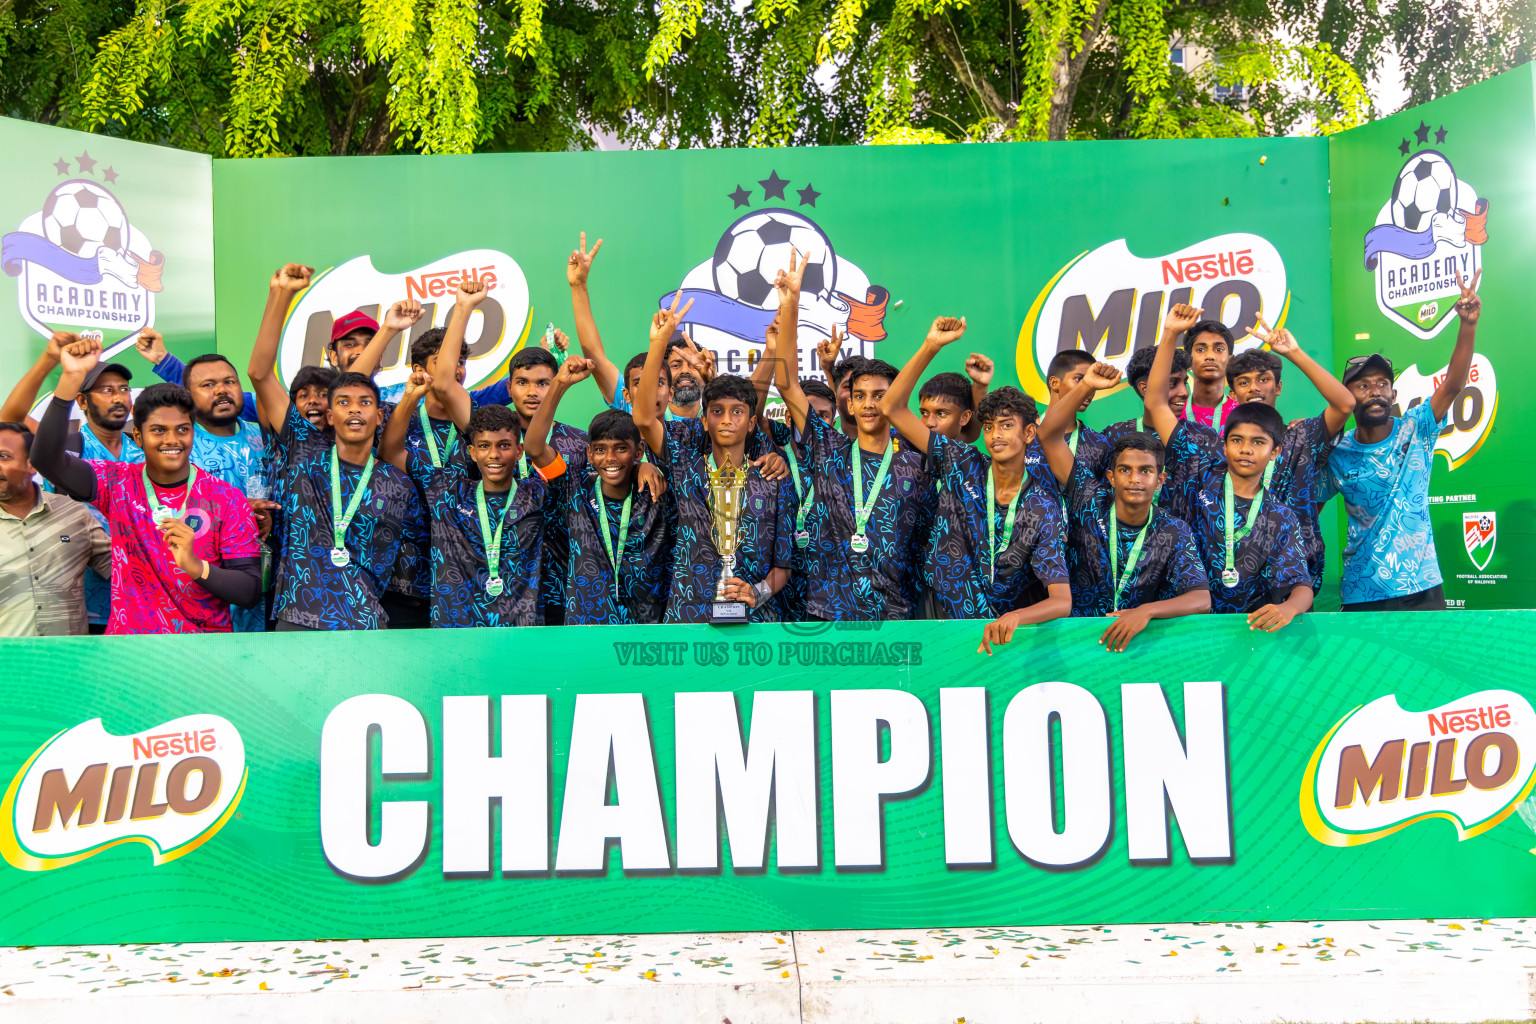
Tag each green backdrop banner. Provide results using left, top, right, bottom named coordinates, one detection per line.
left=3, top=614, right=1534, bottom=945
left=1328, top=64, right=1536, bottom=610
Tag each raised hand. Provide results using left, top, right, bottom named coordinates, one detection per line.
left=678, top=331, right=717, bottom=382
left=567, top=232, right=603, bottom=288
left=773, top=246, right=807, bottom=300
left=543, top=327, right=571, bottom=354
left=134, top=326, right=168, bottom=364
left=1454, top=267, right=1482, bottom=324
left=383, top=298, right=425, bottom=332
left=457, top=272, right=490, bottom=309
left=271, top=263, right=313, bottom=294
left=964, top=352, right=994, bottom=386
left=816, top=325, right=842, bottom=375
left=1163, top=303, right=1204, bottom=337
left=404, top=368, right=434, bottom=403
left=158, top=518, right=204, bottom=579
left=650, top=291, right=695, bottom=346
left=1085, top=361, right=1122, bottom=391
left=925, top=316, right=967, bottom=348
left=556, top=356, right=594, bottom=387
left=59, top=334, right=101, bottom=379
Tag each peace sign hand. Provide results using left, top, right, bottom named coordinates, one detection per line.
left=568, top=232, right=603, bottom=287
left=773, top=247, right=808, bottom=301
left=650, top=291, right=695, bottom=346
left=1454, top=267, right=1482, bottom=324
left=816, top=325, right=842, bottom=375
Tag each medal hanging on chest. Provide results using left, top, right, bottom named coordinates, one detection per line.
left=143, top=465, right=198, bottom=525
left=986, top=466, right=1026, bottom=585
left=787, top=445, right=813, bottom=549
left=478, top=478, right=516, bottom=597
left=329, top=447, right=376, bottom=569
left=1220, top=462, right=1273, bottom=589
left=849, top=440, right=894, bottom=555
left=1108, top=506, right=1151, bottom=612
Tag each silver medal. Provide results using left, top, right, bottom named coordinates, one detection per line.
left=486, top=576, right=505, bottom=597
left=794, top=530, right=810, bottom=548
left=849, top=533, right=870, bottom=553
left=330, top=547, right=351, bottom=568
left=1221, top=568, right=1239, bottom=588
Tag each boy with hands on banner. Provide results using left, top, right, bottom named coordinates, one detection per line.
left=877, top=315, right=1070, bottom=637
left=1039, top=359, right=1209, bottom=651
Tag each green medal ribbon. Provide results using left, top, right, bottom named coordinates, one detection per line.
left=1187, top=395, right=1229, bottom=434
left=143, top=465, right=198, bottom=522
left=329, top=447, right=376, bottom=567
left=786, top=445, right=814, bottom=544
left=849, top=439, right=894, bottom=552
left=986, top=466, right=1026, bottom=584
left=594, top=478, right=632, bottom=599
left=419, top=406, right=457, bottom=468
left=1108, top=505, right=1152, bottom=611
left=477, top=480, right=515, bottom=596
left=1220, top=461, right=1275, bottom=587
left=1067, top=424, right=1081, bottom=456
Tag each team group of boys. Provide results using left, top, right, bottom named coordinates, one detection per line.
left=0, top=234, right=1481, bottom=650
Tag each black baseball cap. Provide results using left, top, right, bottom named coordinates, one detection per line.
left=1342, top=353, right=1394, bottom=387
left=81, top=361, right=133, bottom=390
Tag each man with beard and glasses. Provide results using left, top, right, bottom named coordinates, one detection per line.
left=1, top=330, right=143, bottom=632
left=32, top=337, right=262, bottom=634
left=1326, top=271, right=1481, bottom=612
left=0, top=421, right=111, bottom=636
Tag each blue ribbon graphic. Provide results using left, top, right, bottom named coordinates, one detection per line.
left=659, top=288, right=777, bottom=343
left=1362, top=223, right=1438, bottom=270
left=1, top=232, right=104, bottom=283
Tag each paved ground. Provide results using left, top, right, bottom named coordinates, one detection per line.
left=2, top=918, right=1532, bottom=1022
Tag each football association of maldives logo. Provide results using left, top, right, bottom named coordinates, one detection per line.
left=1464, top=511, right=1497, bottom=570
left=656, top=171, right=891, bottom=378
left=1362, top=129, right=1490, bottom=340
left=0, top=152, right=165, bottom=354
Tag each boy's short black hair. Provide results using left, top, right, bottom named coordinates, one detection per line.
left=1126, top=346, right=1192, bottom=390
left=467, top=402, right=521, bottom=442
left=289, top=365, right=339, bottom=400
left=410, top=327, right=465, bottom=369
left=830, top=355, right=866, bottom=387
left=801, top=377, right=835, bottom=404
left=624, top=352, right=672, bottom=389
left=918, top=371, right=973, bottom=410
left=1046, top=349, right=1094, bottom=382
left=1108, top=431, right=1166, bottom=471
left=329, top=371, right=381, bottom=404
left=849, top=358, right=898, bottom=390
left=184, top=353, right=237, bottom=378
left=1182, top=320, right=1235, bottom=353
left=1224, top=401, right=1287, bottom=446
left=976, top=386, right=1038, bottom=427
left=588, top=409, right=640, bottom=445
left=131, top=382, right=195, bottom=430
left=0, top=421, right=34, bottom=455
left=703, top=374, right=758, bottom=413
left=510, top=346, right=559, bottom=375
left=1226, top=349, right=1282, bottom=386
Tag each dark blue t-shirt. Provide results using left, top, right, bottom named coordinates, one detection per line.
left=552, top=450, right=670, bottom=625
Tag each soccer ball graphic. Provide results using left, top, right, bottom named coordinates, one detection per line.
left=711, top=209, right=836, bottom=309
left=1389, top=151, right=1457, bottom=233
left=41, top=180, right=129, bottom=257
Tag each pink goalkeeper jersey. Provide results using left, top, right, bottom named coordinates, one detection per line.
left=87, top=461, right=260, bottom=634
left=1188, top=395, right=1240, bottom=431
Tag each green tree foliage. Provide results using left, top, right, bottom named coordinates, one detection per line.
left=0, top=0, right=1527, bottom=154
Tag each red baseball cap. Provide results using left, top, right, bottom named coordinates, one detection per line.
left=330, top=310, right=380, bottom=343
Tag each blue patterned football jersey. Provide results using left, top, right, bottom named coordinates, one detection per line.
left=796, top=414, right=934, bottom=621
left=520, top=421, right=589, bottom=624
left=1060, top=454, right=1208, bottom=617
left=1269, top=413, right=1340, bottom=591
left=926, top=433, right=1069, bottom=619
left=553, top=451, right=670, bottom=625
left=1025, top=419, right=1110, bottom=481
left=269, top=406, right=421, bottom=629
left=1162, top=422, right=1311, bottom=614
left=1325, top=401, right=1448, bottom=605
left=765, top=419, right=822, bottom=622
left=653, top=431, right=794, bottom=624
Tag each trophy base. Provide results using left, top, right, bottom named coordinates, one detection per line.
left=709, top=601, right=750, bottom=624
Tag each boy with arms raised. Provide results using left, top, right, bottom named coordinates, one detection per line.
left=32, top=337, right=261, bottom=633
left=1143, top=317, right=1314, bottom=629
left=775, top=252, right=934, bottom=621
left=1183, top=319, right=1239, bottom=430
left=1030, top=349, right=1109, bottom=475
left=380, top=366, right=567, bottom=627
left=879, top=317, right=1070, bottom=634
left=1039, top=361, right=1210, bottom=651
left=635, top=296, right=795, bottom=622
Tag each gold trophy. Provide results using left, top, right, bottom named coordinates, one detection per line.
left=708, top=453, right=751, bottom=624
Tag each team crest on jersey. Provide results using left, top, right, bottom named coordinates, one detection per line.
left=1362, top=141, right=1489, bottom=340
left=1, top=155, right=165, bottom=356
left=1463, top=511, right=1496, bottom=570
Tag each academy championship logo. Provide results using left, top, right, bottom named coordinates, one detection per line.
left=0, top=715, right=246, bottom=871
left=1464, top=511, right=1497, bottom=570
left=1, top=152, right=165, bottom=355
left=1388, top=354, right=1497, bottom=469
left=657, top=171, right=890, bottom=378
left=277, top=251, right=531, bottom=393
left=1300, top=691, right=1536, bottom=848
left=1016, top=234, right=1288, bottom=403
left=1362, top=138, right=1490, bottom=339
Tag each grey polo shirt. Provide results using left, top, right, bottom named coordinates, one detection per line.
left=0, top=488, right=111, bottom=637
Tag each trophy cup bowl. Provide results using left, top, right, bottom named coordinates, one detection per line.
left=709, top=455, right=751, bottom=624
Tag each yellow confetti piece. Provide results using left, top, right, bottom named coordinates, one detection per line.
left=1447, top=923, right=1465, bottom=930
left=1275, top=943, right=1285, bottom=951
left=781, top=970, right=790, bottom=978
left=818, top=947, right=825, bottom=953
left=775, top=937, right=786, bottom=944
left=643, top=970, right=655, bottom=979
left=259, top=982, right=269, bottom=991
left=1164, top=951, right=1178, bottom=957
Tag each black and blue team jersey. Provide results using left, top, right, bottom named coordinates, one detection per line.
left=554, top=448, right=671, bottom=626
left=925, top=433, right=1068, bottom=620
left=524, top=422, right=590, bottom=623
left=1162, top=422, right=1312, bottom=614
left=795, top=414, right=935, bottom=621
left=1269, top=413, right=1339, bottom=591
left=765, top=419, right=823, bottom=622
left=267, top=405, right=421, bottom=630
left=404, top=443, right=558, bottom=628
left=652, top=430, right=795, bottom=624
left=1059, top=453, right=1208, bottom=617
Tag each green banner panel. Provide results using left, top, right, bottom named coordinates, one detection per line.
left=0, top=117, right=215, bottom=410
left=3, top=614, right=1533, bottom=945
left=1328, top=64, right=1536, bottom=610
